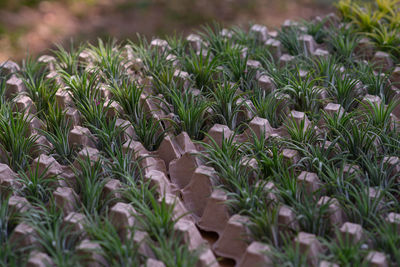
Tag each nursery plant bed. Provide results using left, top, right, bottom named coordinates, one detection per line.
left=1, top=0, right=400, bottom=266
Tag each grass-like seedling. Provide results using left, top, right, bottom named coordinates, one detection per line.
left=17, top=159, right=56, bottom=204
left=20, top=57, right=58, bottom=119
left=84, top=214, right=142, bottom=266
left=282, top=69, right=322, bottom=116
left=40, top=104, right=75, bottom=164
left=0, top=197, right=24, bottom=267
left=371, top=217, right=400, bottom=265
left=209, top=81, right=247, bottom=130
left=164, top=85, right=210, bottom=140
left=182, top=48, right=220, bottom=91
left=2, top=1, right=400, bottom=265
left=0, top=106, right=38, bottom=171
left=108, top=77, right=144, bottom=123
left=322, top=229, right=369, bottom=267
left=52, top=42, right=85, bottom=75
left=73, top=156, right=108, bottom=215
left=25, top=203, right=82, bottom=266
left=251, top=91, right=285, bottom=128
left=278, top=26, right=304, bottom=56
left=268, top=234, right=308, bottom=266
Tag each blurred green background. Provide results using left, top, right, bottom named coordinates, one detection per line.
left=0, top=0, right=335, bottom=61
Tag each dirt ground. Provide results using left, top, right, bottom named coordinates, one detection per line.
left=0, top=0, right=335, bottom=61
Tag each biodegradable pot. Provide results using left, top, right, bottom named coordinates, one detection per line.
left=166, top=54, right=180, bottom=68
left=366, top=251, right=389, bottom=267
left=213, top=214, right=251, bottom=263
left=196, top=248, right=219, bottom=267
left=140, top=155, right=167, bottom=176
left=265, top=38, right=282, bottom=60
left=169, top=151, right=202, bottom=189
left=383, top=156, right=400, bottom=178
left=360, top=94, right=382, bottom=112
left=144, top=170, right=172, bottom=199
left=279, top=54, right=295, bottom=67
left=246, top=59, right=262, bottom=79
left=104, top=100, right=123, bottom=119
left=278, top=205, right=299, bottom=232
left=9, top=223, right=37, bottom=248
left=0, top=146, right=8, bottom=164
left=65, top=107, right=81, bottom=127
left=157, top=134, right=182, bottom=168
left=281, top=148, right=300, bottom=165
left=27, top=115, right=45, bottom=136
left=173, top=69, right=191, bottom=90
left=237, top=99, right=254, bottom=124
left=287, top=110, right=311, bottom=130
left=0, top=163, right=20, bottom=195
left=257, top=74, right=276, bottom=94
left=146, top=258, right=166, bottom=267
left=342, top=164, right=361, bottom=180
left=1, top=60, right=20, bottom=76
left=324, top=103, right=344, bottom=118
left=317, top=196, right=345, bottom=227
left=26, top=251, right=54, bottom=267
left=73, top=147, right=101, bottom=170
left=122, top=140, right=148, bottom=158
left=294, top=232, right=324, bottom=267
left=5, top=75, right=26, bottom=100
left=386, top=212, right=400, bottom=232
left=99, top=83, right=112, bottom=100
left=239, top=157, right=258, bottom=183
left=53, top=187, right=79, bottom=214
left=102, top=179, right=122, bottom=204
left=186, top=34, right=203, bottom=51
left=174, top=219, right=207, bottom=251
left=236, top=241, right=273, bottom=267
left=150, top=39, right=170, bottom=54
left=197, top=189, right=230, bottom=235
left=182, top=166, right=217, bottom=220
left=372, top=51, right=394, bottom=71
left=57, top=165, right=76, bottom=190
left=298, top=34, right=316, bottom=54
left=203, top=124, right=234, bottom=148
left=134, top=230, right=155, bottom=259
left=339, top=222, right=364, bottom=244
left=69, top=126, right=96, bottom=149
left=55, top=89, right=73, bottom=109
left=297, top=171, right=322, bottom=195
left=391, top=66, right=400, bottom=84
left=312, top=48, right=329, bottom=59
left=319, top=261, right=339, bottom=267
left=250, top=24, right=268, bottom=43
left=8, top=195, right=31, bottom=214
left=76, top=239, right=109, bottom=267
left=115, top=119, right=135, bottom=143
left=176, top=131, right=197, bottom=153
left=13, top=95, right=36, bottom=114
left=109, top=202, right=136, bottom=240
left=46, top=71, right=63, bottom=86
left=31, top=135, right=53, bottom=158
left=261, top=181, right=279, bottom=202
left=355, top=38, right=374, bottom=59
left=38, top=55, right=56, bottom=71
left=244, top=116, right=274, bottom=141
left=31, top=154, right=63, bottom=178
left=163, top=193, right=193, bottom=222
left=63, top=212, right=86, bottom=234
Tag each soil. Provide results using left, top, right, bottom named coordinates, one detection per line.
left=0, top=0, right=334, bottom=61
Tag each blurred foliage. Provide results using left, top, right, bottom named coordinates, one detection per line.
left=0, top=0, right=96, bottom=9
left=337, top=0, right=400, bottom=58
